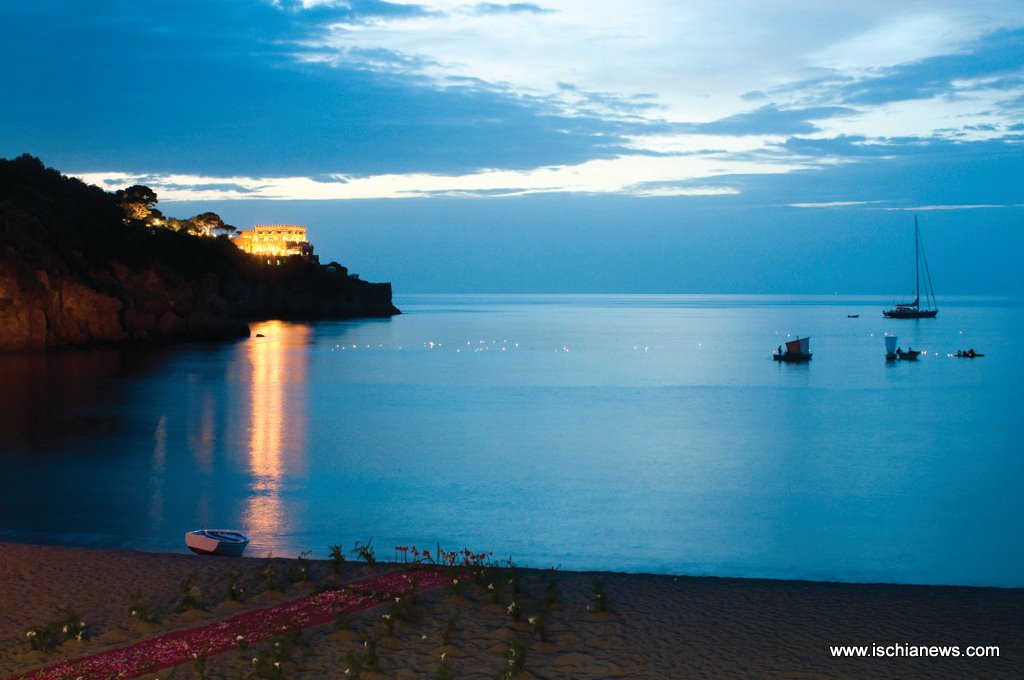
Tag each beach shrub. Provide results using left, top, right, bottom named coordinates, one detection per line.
left=544, top=566, right=560, bottom=605
left=528, top=615, right=547, bottom=642
left=191, top=652, right=208, bottom=679
left=260, top=559, right=284, bottom=593
left=352, top=539, right=376, bottom=566
left=128, top=590, right=161, bottom=623
left=501, top=638, right=526, bottom=678
left=440, top=615, right=456, bottom=646
left=343, top=650, right=364, bottom=679
left=287, top=551, right=311, bottom=583
left=592, top=578, right=608, bottom=613
left=333, top=607, right=350, bottom=632
left=328, top=544, right=346, bottom=574
left=23, top=608, right=86, bottom=652
left=227, top=569, right=247, bottom=602
left=436, top=655, right=455, bottom=680
left=178, top=576, right=203, bottom=611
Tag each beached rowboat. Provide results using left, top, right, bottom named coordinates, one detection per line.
left=185, top=529, right=250, bottom=556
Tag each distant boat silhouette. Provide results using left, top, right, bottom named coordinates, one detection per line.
left=884, top=216, right=938, bottom=318
left=847, top=314, right=859, bottom=318
left=773, top=336, right=812, bottom=362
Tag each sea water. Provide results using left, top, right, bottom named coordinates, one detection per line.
left=1, top=294, right=1021, bottom=587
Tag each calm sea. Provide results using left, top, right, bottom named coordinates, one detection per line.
left=1, top=295, right=1021, bottom=587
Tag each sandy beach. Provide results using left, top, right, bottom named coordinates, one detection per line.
left=1, top=542, right=1020, bottom=679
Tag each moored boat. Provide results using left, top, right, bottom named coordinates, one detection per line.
left=884, top=216, right=938, bottom=318
left=896, top=347, right=921, bottom=361
left=773, top=336, right=812, bottom=362
left=954, top=349, right=983, bottom=358
left=185, top=529, right=251, bottom=556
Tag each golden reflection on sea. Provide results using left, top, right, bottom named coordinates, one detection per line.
left=242, top=321, right=309, bottom=541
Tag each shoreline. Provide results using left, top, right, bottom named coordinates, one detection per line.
left=2, top=543, right=1021, bottom=679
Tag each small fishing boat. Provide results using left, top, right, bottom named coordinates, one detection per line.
left=884, top=216, right=938, bottom=318
left=884, top=335, right=898, bottom=361
left=955, top=349, right=984, bottom=358
left=896, top=347, right=921, bottom=361
left=847, top=314, right=860, bottom=318
left=773, top=336, right=812, bottom=363
left=185, top=529, right=251, bottom=556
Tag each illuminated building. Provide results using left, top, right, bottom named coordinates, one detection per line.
left=233, top=224, right=318, bottom=264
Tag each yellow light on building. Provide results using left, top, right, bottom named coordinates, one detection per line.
left=233, top=224, right=316, bottom=261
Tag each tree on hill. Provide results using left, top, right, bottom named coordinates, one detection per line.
left=115, top=184, right=158, bottom=222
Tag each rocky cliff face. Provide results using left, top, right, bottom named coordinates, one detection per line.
left=0, top=155, right=399, bottom=353
left=0, top=247, right=399, bottom=353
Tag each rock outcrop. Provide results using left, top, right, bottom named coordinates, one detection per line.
left=0, top=155, right=399, bottom=353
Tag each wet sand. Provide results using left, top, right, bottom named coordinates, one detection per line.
left=1, top=542, right=1020, bottom=679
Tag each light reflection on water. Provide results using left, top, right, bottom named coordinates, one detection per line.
left=0, top=295, right=1022, bottom=587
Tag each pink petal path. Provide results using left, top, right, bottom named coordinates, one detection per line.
left=11, top=567, right=450, bottom=680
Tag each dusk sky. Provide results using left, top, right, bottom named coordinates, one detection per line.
left=2, top=1, right=1022, bottom=294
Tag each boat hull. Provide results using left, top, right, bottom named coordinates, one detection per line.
left=773, top=353, right=812, bottom=363
left=883, top=309, right=938, bottom=318
left=185, top=529, right=250, bottom=556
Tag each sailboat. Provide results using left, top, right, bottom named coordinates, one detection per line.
left=884, top=216, right=938, bottom=318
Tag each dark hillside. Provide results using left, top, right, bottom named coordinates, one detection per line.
left=0, top=155, right=398, bottom=352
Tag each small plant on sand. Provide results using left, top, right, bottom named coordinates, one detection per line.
left=363, top=633, right=380, bottom=671
left=436, top=653, right=455, bottom=680
left=499, top=638, right=526, bottom=679
left=178, top=576, right=203, bottom=611
left=440, top=615, right=456, bottom=646
left=333, top=607, right=350, bottom=632
left=352, top=539, right=376, bottom=566
left=487, top=580, right=501, bottom=604
left=227, top=569, right=247, bottom=602
left=505, top=557, right=521, bottom=595
left=260, top=558, right=284, bottom=593
left=191, top=651, right=208, bottom=680
left=343, top=650, right=364, bottom=679
left=592, top=578, right=608, bottom=613
left=128, top=590, right=161, bottom=623
left=55, top=607, right=86, bottom=642
left=24, top=625, right=57, bottom=653
left=235, top=634, right=250, bottom=660
left=287, top=551, right=312, bottom=583
left=528, top=615, right=547, bottom=642
left=328, top=544, right=346, bottom=574
left=544, top=566, right=560, bottom=605
left=25, top=608, right=87, bottom=653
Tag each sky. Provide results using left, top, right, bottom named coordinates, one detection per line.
left=2, top=0, right=1022, bottom=294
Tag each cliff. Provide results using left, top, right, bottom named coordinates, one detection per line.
left=0, top=155, right=399, bottom=353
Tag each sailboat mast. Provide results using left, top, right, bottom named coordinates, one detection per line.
left=913, top=215, right=920, bottom=308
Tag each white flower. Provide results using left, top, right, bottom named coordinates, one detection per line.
left=252, top=657, right=259, bottom=665
left=528, top=616, right=537, bottom=625
left=26, top=630, right=36, bottom=637
left=452, top=578, right=459, bottom=585
left=421, top=634, right=427, bottom=640
left=274, top=662, right=281, bottom=668
left=507, top=601, right=517, bottom=614
left=236, top=635, right=245, bottom=642
left=441, top=652, right=446, bottom=661
left=382, top=614, right=392, bottom=620
left=488, top=583, right=495, bottom=590
left=62, top=625, right=69, bottom=633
